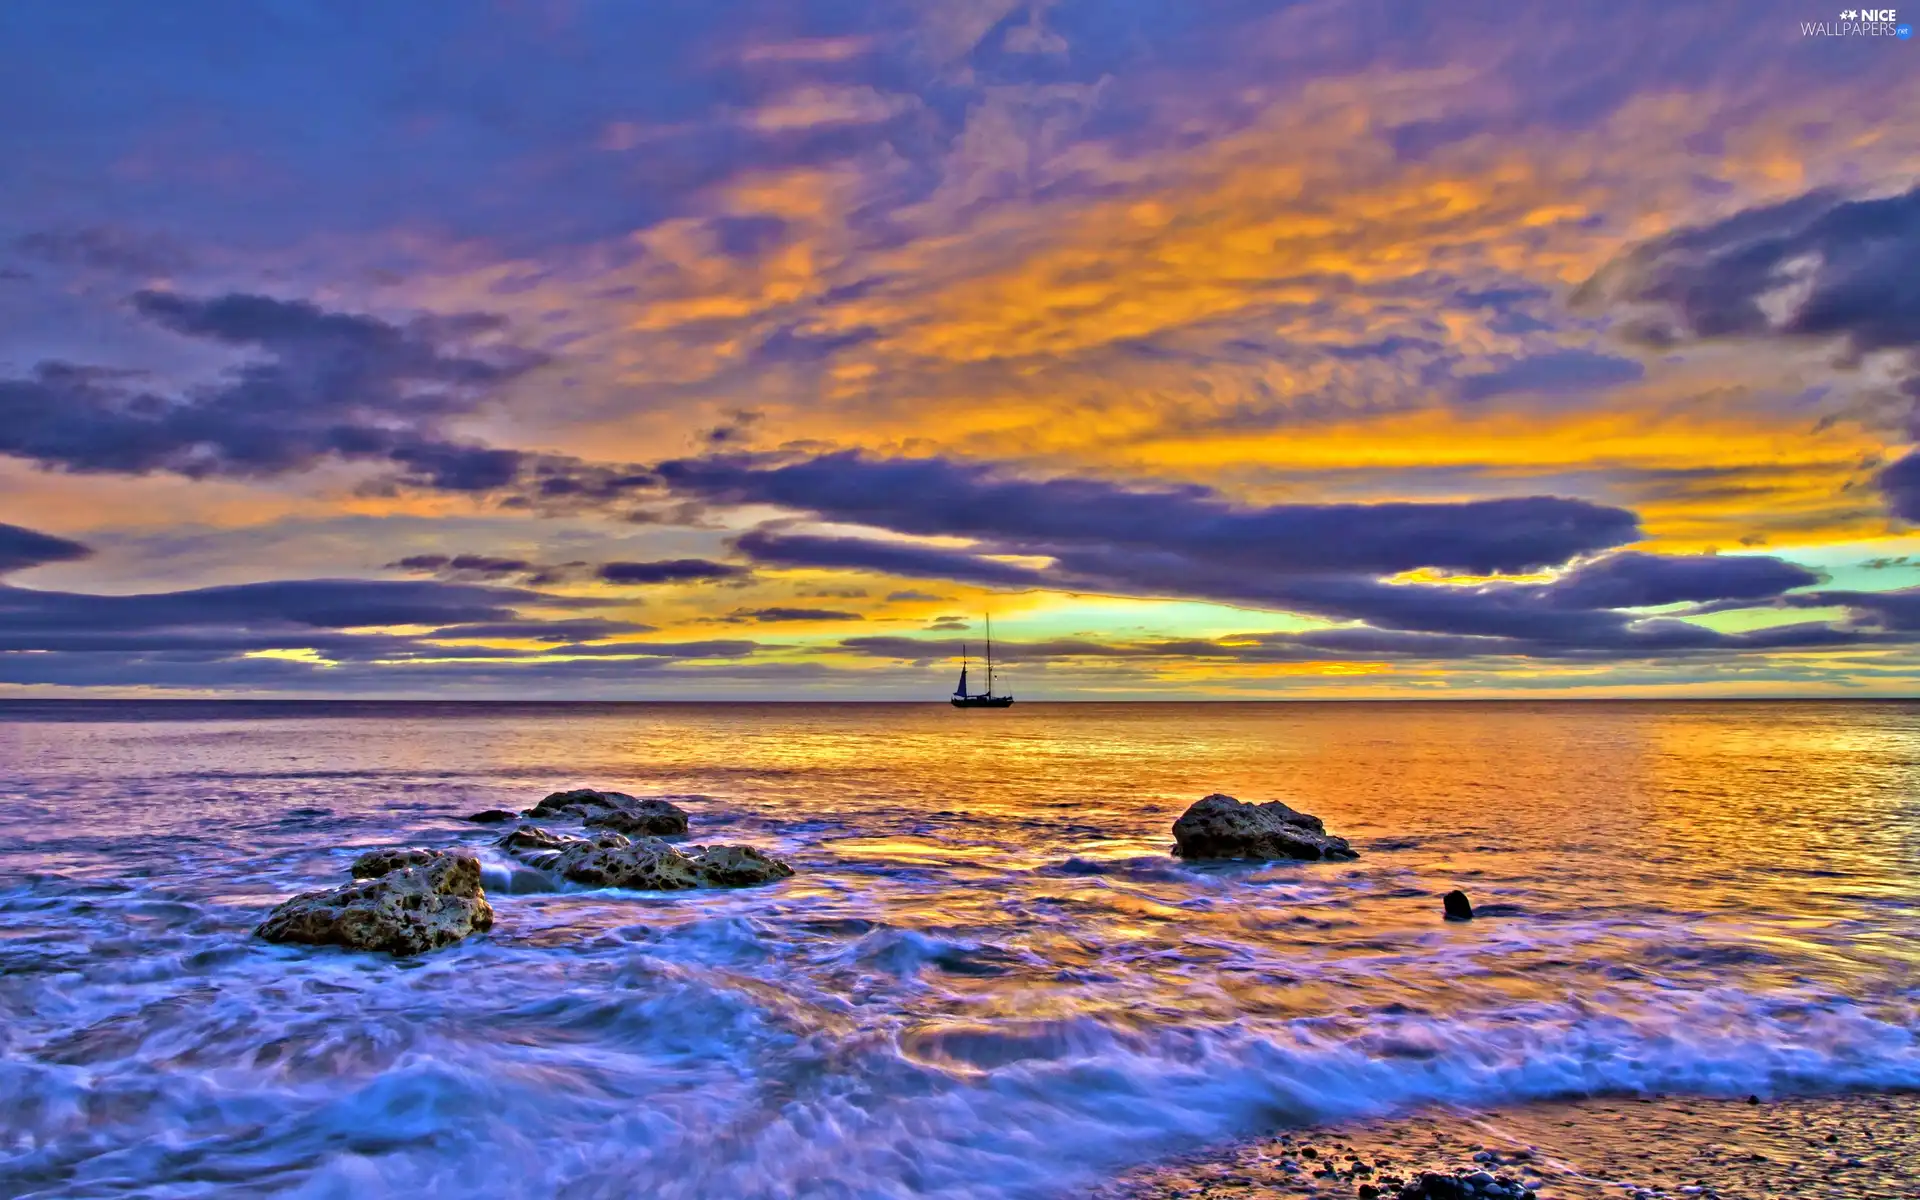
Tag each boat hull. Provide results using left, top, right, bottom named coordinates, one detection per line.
left=950, top=696, right=1015, bottom=708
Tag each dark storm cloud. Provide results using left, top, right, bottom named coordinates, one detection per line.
left=0, top=578, right=572, bottom=635
left=1877, top=450, right=1920, bottom=523
left=0, top=291, right=544, bottom=490
left=543, top=639, right=760, bottom=658
left=389, top=554, right=535, bottom=579
left=0, top=573, right=773, bottom=686
left=837, top=604, right=1877, bottom=669
left=675, top=451, right=1862, bottom=662
left=0, top=649, right=800, bottom=693
left=424, top=618, right=659, bottom=643
left=667, top=452, right=1641, bottom=576
left=596, top=559, right=750, bottom=585
left=386, top=553, right=750, bottom=588
left=1540, top=551, right=1820, bottom=610
left=1777, top=586, right=1920, bottom=632
left=0, top=523, right=92, bottom=573
left=1584, top=185, right=1920, bottom=520
left=723, top=607, right=862, bottom=623
left=733, top=527, right=1051, bottom=588
left=1587, top=186, right=1920, bottom=354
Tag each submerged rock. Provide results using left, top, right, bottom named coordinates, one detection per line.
left=1171, top=793, right=1357, bottom=861
left=501, top=824, right=792, bottom=890
left=1443, top=889, right=1474, bottom=921
left=527, top=788, right=689, bottom=837
left=464, top=809, right=520, bottom=824
left=257, top=852, right=493, bottom=956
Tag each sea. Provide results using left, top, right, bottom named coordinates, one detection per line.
left=0, top=700, right=1916, bottom=1198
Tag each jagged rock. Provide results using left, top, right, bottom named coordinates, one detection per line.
left=500, top=824, right=793, bottom=890
left=527, top=788, right=689, bottom=837
left=1171, top=793, right=1357, bottom=861
left=685, top=844, right=794, bottom=887
left=349, top=847, right=448, bottom=878
left=256, top=853, right=493, bottom=956
left=550, top=831, right=707, bottom=890
left=1443, top=889, right=1474, bottom=921
left=497, top=823, right=576, bottom=853
left=464, top=809, right=520, bottom=824
left=583, top=800, right=690, bottom=837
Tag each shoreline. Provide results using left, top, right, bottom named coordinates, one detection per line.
left=1096, top=1091, right=1920, bottom=1199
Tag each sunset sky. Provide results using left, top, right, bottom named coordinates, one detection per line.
left=4, top=0, right=1920, bottom=698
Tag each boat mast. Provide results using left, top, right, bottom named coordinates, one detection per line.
left=986, top=614, right=993, bottom=697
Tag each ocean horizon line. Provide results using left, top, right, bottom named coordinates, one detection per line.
left=2, top=695, right=1917, bottom=707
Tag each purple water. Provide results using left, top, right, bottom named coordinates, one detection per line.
left=1, top=700, right=1917, bottom=1197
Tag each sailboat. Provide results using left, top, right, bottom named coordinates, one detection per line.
left=950, top=615, right=1014, bottom=708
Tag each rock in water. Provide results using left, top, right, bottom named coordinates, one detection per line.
left=1443, top=889, right=1474, bottom=921
left=500, top=824, right=793, bottom=890
left=497, top=824, right=575, bottom=853
left=349, top=846, right=448, bottom=878
left=687, top=844, right=793, bottom=887
left=551, top=831, right=706, bottom=890
left=464, top=809, right=520, bottom=824
left=583, top=800, right=691, bottom=837
left=526, top=788, right=690, bottom=836
left=257, top=853, right=493, bottom=955
left=1171, top=793, right=1357, bottom=861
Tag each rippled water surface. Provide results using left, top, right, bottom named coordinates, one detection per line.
left=1, top=700, right=1917, bottom=1198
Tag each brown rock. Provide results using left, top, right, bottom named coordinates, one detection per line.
left=500, top=824, right=792, bottom=890
left=256, top=853, right=494, bottom=955
left=687, top=844, right=795, bottom=887
left=527, top=788, right=690, bottom=837
left=583, top=799, right=691, bottom=837
left=349, top=847, right=448, bottom=878
left=496, top=824, right=575, bottom=853
left=1171, top=793, right=1357, bottom=861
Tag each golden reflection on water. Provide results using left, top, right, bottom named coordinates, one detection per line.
left=4, top=700, right=1919, bottom=1032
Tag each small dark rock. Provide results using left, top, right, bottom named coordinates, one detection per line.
left=1443, top=889, right=1474, bottom=921
left=465, top=809, right=520, bottom=824
left=1391, top=1169, right=1532, bottom=1199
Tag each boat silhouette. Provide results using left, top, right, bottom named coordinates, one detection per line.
left=950, top=615, right=1014, bottom=708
